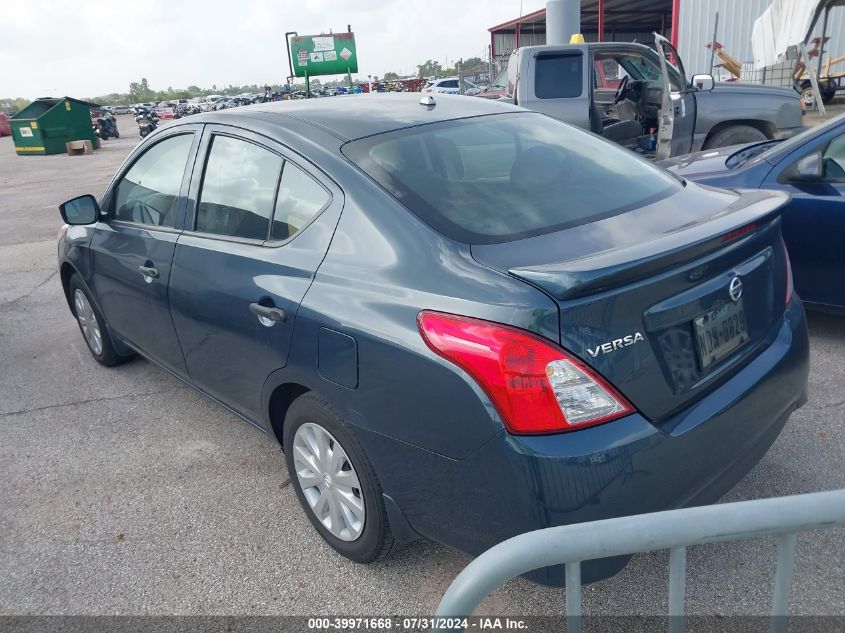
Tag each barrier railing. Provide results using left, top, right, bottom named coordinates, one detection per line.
left=436, top=489, right=845, bottom=633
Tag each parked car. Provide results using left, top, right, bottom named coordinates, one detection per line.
left=423, top=77, right=481, bottom=95
left=660, top=112, right=845, bottom=312
left=56, top=94, right=808, bottom=584
left=505, top=34, right=804, bottom=158
left=132, top=102, right=154, bottom=115
left=112, top=105, right=132, bottom=115
left=476, top=68, right=508, bottom=100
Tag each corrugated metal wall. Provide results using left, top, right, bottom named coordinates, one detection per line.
left=678, top=0, right=845, bottom=76
left=494, top=30, right=658, bottom=63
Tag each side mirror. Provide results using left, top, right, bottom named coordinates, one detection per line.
left=785, top=151, right=823, bottom=182
left=692, top=74, right=715, bottom=91
left=59, top=194, right=100, bottom=225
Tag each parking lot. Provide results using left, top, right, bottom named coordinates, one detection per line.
left=0, top=113, right=843, bottom=617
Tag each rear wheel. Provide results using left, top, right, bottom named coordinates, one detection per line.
left=283, top=393, right=394, bottom=563
left=822, top=85, right=837, bottom=104
left=703, top=124, right=768, bottom=150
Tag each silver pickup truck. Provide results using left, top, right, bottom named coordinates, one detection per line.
left=504, top=34, right=804, bottom=159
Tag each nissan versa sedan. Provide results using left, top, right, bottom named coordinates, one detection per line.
left=660, top=112, right=845, bottom=312
left=57, top=94, right=809, bottom=584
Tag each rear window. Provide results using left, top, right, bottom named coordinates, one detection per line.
left=535, top=52, right=583, bottom=99
left=342, top=112, right=680, bottom=244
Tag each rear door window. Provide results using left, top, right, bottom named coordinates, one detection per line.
left=195, top=135, right=283, bottom=241
left=113, top=134, right=194, bottom=227
left=271, top=162, right=331, bottom=241
left=535, top=52, right=583, bottom=99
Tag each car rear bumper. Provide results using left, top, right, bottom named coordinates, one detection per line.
left=357, top=298, right=809, bottom=582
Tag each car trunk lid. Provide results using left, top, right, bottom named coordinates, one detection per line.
left=471, top=184, right=791, bottom=422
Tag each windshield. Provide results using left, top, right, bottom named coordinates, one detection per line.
left=489, top=68, right=508, bottom=91
left=760, top=114, right=845, bottom=163
left=620, top=55, right=663, bottom=81
left=343, top=112, right=681, bottom=244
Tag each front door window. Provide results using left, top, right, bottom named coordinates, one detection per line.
left=113, top=134, right=194, bottom=227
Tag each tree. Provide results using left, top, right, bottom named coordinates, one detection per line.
left=417, top=60, right=443, bottom=77
left=128, top=78, right=154, bottom=102
left=0, top=97, right=31, bottom=114
left=462, top=56, right=485, bottom=71
left=383, top=71, right=400, bottom=80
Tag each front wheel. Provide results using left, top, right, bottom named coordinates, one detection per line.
left=283, top=393, right=395, bottom=563
left=702, top=124, right=768, bottom=150
left=68, top=274, right=134, bottom=367
left=801, top=81, right=815, bottom=108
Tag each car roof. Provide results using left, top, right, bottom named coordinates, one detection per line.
left=217, top=92, right=520, bottom=141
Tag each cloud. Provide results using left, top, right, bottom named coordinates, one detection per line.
left=0, top=0, right=543, bottom=99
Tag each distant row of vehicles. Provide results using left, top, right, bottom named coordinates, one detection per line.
left=102, top=94, right=273, bottom=120
left=97, top=78, right=491, bottom=115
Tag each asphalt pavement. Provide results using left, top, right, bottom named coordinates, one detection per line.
left=0, top=112, right=842, bottom=617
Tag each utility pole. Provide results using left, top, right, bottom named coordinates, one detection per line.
left=284, top=31, right=298, bottom=91
left=546, top=0, right=580, bottom=45
left=708, top=12, right=719, bottom=75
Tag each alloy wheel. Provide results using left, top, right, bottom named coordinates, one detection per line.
left=292, top=422, right=365, bottom=541
left=73, top=289, right=103, bottom=356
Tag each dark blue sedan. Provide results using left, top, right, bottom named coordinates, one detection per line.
left=661, top=113, right=845, bottom=312
left=57, top=94, right=808, bottom=584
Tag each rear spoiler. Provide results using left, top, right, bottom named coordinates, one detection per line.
left=509, top=190, right=789, bottom=301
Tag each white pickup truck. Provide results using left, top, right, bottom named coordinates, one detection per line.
left=504, top=34, right=804, bottom=158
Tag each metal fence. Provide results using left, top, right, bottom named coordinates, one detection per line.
left=739, top=60, right=798, bottom=89
left=436, top=489, right=845, bottom=633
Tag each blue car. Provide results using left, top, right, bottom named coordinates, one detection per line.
left=57, top=94, right=808, bottom=584
left=661, top=113, right=845, bottom=312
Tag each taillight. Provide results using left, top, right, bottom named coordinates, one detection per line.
left=417, top=311, right=635, bottom=434
left=721, top=222, right=757, bottom=243
left=783, top=238, right=793, bottom=307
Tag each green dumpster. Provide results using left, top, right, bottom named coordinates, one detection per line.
left=10, top=97, right=99, bottom=155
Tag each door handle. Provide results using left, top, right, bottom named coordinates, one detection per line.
left=138, top=265, right=160, bottom=282
left=250, top=302, right=287, bottom=326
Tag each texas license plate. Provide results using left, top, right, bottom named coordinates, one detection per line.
left=694, top=300, right=749, bottom=370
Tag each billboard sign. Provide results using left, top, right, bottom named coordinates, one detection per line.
left=290, top=32, right=358, bottom=77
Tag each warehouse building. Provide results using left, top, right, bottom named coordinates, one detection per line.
left=489, top=0, right=845, bottom=76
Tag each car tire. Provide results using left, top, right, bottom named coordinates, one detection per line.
left=283, top=392, right=395, bottom=563
left=68, top=274, right=133, bottom=367
left=703, top=124, right=769, bottom=150
left=822, top=87, right=837, bottom=105
left=800, top=81, right=815, bottom=108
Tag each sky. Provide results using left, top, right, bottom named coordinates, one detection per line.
left=0, top=0, right=544, bottom=99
